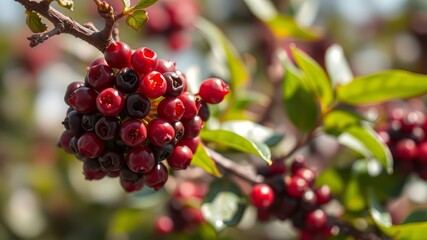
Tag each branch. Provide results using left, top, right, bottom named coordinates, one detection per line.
left=15, top=0, right=117, bottom=52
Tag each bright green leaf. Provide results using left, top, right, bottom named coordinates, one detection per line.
left=337, top=70, right=427, bottom=105
left=191, top=144, right=222, bottom=177
left=200, top=129, right=272, bottom=165
left=323, top=110, right=365, bottom=135
left=221, top=120, right=283, bottom=145
left=126, top=10, right=148, bottom=31
left=132, top=0, right=157, bottom=10
left=121, top=0, right=131, bottom=9
left=109, top=209, right=142, bottom=234
left=292, top=47, right=333, bottom=109
left=266, top=14, right=319, bottom=40
left=56, top=0, right=74, bottom=11
left=343, top=176, right=366, bottom=212
left=281, top=50, right=320, bottom=132
left=25, top=10, right=47, bottom=33
left=201, top=178, right=246, bottom=232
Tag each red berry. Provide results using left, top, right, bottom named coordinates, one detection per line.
left=155, top=59, right=176, bottom=73
left=305, top=209, right=327, bottom=230
left=104, top=41, right=132, bottom=69
left=155, top=216, right=174, bottom=235
left=182, top=115, right=203, bottom=139
left=131, top=47, right=158, bottom=74
left=291, top=155, right=307, bottom=174
left=127, top=146, right=156, bottom=173
left=86, top=64, right=115, bottom=91
left=178, top=92, right=201, bottom=120
left=143, top=162, right=169, bottom=190
left=287, top=176, right=309, bottom=198
left=88, top=57, right=107, bottom=68
left=83, top=159, right=106, bottom=180
left=58, top=130, right=74, bottom=154
left=167, top=145, right=193, bottom=170
left=64, top=81, right=85, bottom=105
left=120, top=177, right=144, bottom=192
left=120, top=119, right=147, bottom=147
left=394, top=139, right=417, bottom=161
left=418, top=142, right=427, bottom=164
left=198, top=78, right=229, bottom=104
left=314, top=185, right=332, bottom=205
left=147, top=118, right=175, bottom=147
left=77, top=132, right=105, bottom=158
left=96, top=88, right=125, bottom=116
left=177, top=136, right=200, bottom=153
left=68, top=87, right=98, bottom=113
left=157, top=97, right=185, bottom=122
left=294, top=168, right=316, bottom=186
left=250, top=184, right=275, bottom=208
left=138, top=71, right=167, bottom=99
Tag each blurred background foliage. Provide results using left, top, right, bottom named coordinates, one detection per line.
left=2, top=0, right=427, bottom=239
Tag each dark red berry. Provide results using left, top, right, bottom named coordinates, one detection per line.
left=115, top=67, right=140, bottom=94
left=155, top=59, right=176, bottom=73
left=286, top=176, right=309, bottom=198
left=177, top=92, right=200, bottom=120
left=95, top=116, right=120, bottom=140
left=59, top=130, right=74, bottom=154
left=69, top=136, right=82, bottom=158
left=106, top=170, right=120, bottom=178
left=147, top=118, right=175, bottom=147
left=68, top=87, right=98, bottom=113
left=77, top=132, right=105, bottom=158
left=171, top=121, right=185, bottom=144
left=177, top=136, right=200, bottom=153
left=131, top=47, right=158, bottom=74
left=86, top=64, right=115, bottom=91
left=126, top=146, right=156, bottom=173
left=291, top=155, right=307, bottom=174
left=418, top=142, right=427, bottom=164
left=65, top=110, right=84, bottom=136
left=96, top=88, right=125, bottom=116
left=268, top=160, right=286, bottom=176
left=305, top=209, right=327, bottom=230
left=314, top=185, right=332, bottom=205
left=250, top=184, right=275, bottom=208
left=167, top=145, right=193, bottom=170
left=394, top=139, right=417, bottom=161
left=120, top=177, right=144, bottom=192
left=401, top=111, right=424, bottom=133
left=88, top=57, right=107, bottom=68
left=143, top=162, right=169, bottom=190
left=81, top=111, right=103, bottom=132
left=83, top=158, right=106, bottom=180
left=120, top=166, right=143, bottom=183
left=182, top=115, right=203, bottom=139
left=138, top=71, right=167, bottom=99
left=257, top=207, right=271, bottom=222
left=104, top=41, right=132, bottom=69
left=198, top=78, right=229, bottom=104
left=198, top=100, right=210, bottom=121
left=294, top=168, right=316, bottom=186
left=155, top=216, right=174, bottom=235
left=301, top=189, right=318, bottom=210
left=388, top=120, right=403, bottom=140
left=150, top=143, right=174, bottom=162
left=125, top=93, right=151, bottom=118
left=163, top=72, right=184, bottom=97
left=157, top=97, right=185, bottom=122
left=64, top=81, right=85, bottom=105
left=98, top=150, right=124, bottom=172
left=120, top=119, right=147, bottom=147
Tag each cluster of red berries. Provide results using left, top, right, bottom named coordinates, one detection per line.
left=251, top=156, right=336, bottom=239
left=154, top=181, right=207, bottom=235
left=58, top=41, right=229, bottom=192
left=146, top=0, right=200, bottom=50
left=376, top=108, right=427, bottom=179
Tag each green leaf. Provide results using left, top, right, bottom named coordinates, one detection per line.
left=402, top=210, right=427, bottom=224
left=195, top=18, right=250, bottom=99
left=56, top=0, right=74, bottom=11
left=292, top=47, right=334, bottom=109
left=122, top=0, right=131, bottom=9
left=25, top=10, right=47, bottom=33
left=200, top=129, right=272, bottom=165
left=126, top=10, right=148, bottom=31
left=324, top=110, right=393, bottom=173
left=343, top=176, right=366, bottom=212
left=109, top=209, right=142, bottom=234
left=220, top=120, right=283, bottom=145
left=325, top=44, right=353, bottom=87
left=337, top=70, right=427, bottom=105
left=201, top=178, right=246, bottom=232
left=132, top=0, right=157, bottom=10
left=191, top=144, right=222, bottom=177
left=280, top=50, right=320, bottom=132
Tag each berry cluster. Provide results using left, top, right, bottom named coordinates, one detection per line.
left=58, top=41, right=229, bottom=192
left=252, top=156, right=336, bottom=239
left=376, top=108, right=427, bottom=178
left=146, top=0, right=200, bottom=50
left=155, top=181, right=206, bottom=235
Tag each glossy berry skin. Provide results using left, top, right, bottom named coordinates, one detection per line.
left=151, top=143, right=174, bottom=161
left=178, top=92, right=200, bottom=120
left=294, top=168, right=316, bottom=186
left=198, top=100, right=210, bottom=122
left=64, top=81, right=85, bottom=105
left=314, top=185, right=332, bottom=205
left=171, top=121, right=185, bottom=144
left=250, top=184, right=275, bottom=208
left=95, top=116, right=120, bottom=141
left=177, top=136, right=200, bottom=153
left=104, top=41, right=132, bottom=69
left=394, top=139, right=417, bottom=161
left=98, top=150, right=124, bottom=172
left=125, top=93, right=151, bottom=118
left=120, top=166, right=143, bottom=183
left=182, top=116, right=203, bottom=139
left=77, top=132, right=105, bottom=158
left=138, top=71, right=167, bottom=99
left=157, top=97, right=185, bottom=122
left=163, top=72, right=184, bottom=97
left=291, top=155, right=308, bottom=174
left=88, top=57, right=107, bottom=68
left=59, top=130, right=74, bottom=154
left=120, top=119, right=147, bottom=147
left=115, top=67, right=140, bottom=94
left=155, top=59, right=176, bottom=74
left=83, top=158, right=106, bottom=180
left=65, top=110, right=84, bottom=136
left=418, top=142, right=427, bottom=164
left=131, top=47, right=158, bottom=74
left=155, top=216, right=174, bottom=235
left=120, top=178, right=144, bottom=192
left=96, top=88, right=125, bottom=116
left=81, top=112, right=102, bottom=132
left=167, top=145, right=193, bottom=170
left=86, top=64, right=115, bottom=91
left=126, top=146, right=156, bottom=173
left=305, top=209, right=327, bottom=230
left=287, top=176, right=309, bottom=198
left=68, top=87, right=98, bottom=113
left=147, top=118, right=175, bottom=147
left=143, top=162, right=169, bottom=190
left=198, top=78, right=229, bottom=104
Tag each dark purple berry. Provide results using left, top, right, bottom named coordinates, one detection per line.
left=98, top=150, right=124, bottom=172
left=171, top=121, right=185, bottom=144
left=81, top=112, right=103, bottom=132
left=125, top=93, right=151, bottom=119
left=163, top=72, right=184, bottom=97
left=150, top=143, right=174, bottom=162
left=115, top=67, right=140, bottom=94
left=66, top=110, right=84, bottom=136
left=182, top=115, right=203, bottom=139
left=95, top=116, right=120, bottom=141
